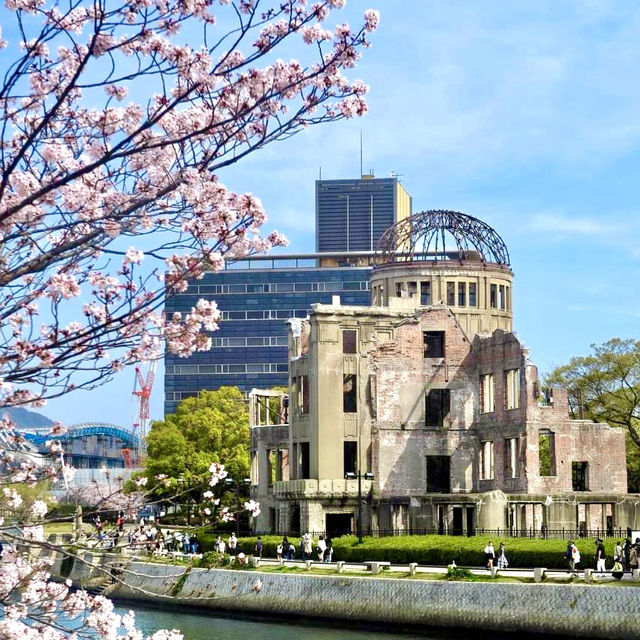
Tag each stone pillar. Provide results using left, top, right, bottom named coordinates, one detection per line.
left=476, top=491, right=508, bottom=530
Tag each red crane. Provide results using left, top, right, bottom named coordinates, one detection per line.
left=132, top=361, right=157, bottom=459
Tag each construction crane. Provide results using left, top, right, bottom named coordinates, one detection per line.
left=132, top=361, right=157, bottom=460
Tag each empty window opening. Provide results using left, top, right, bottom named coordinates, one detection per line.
left=506, top=285, right=511, bottom=311
left=572, top=462, right=589, bottom=491
left=407, top=281, right=418, bottom=298
left=268, top=450, right=277, bottom=485
left=490, top=284, right=497, bottom=309
left=420, top=281, right=432, bottom=305
left=343, top=441, right=358, bottom=476
left=298, top=375, right=309, bottom=414
left=505, top=438, right=519, bottom=479
left=480, top=441, right=494, bottom=480
left=251, top=451, right=259, bottom=485
left=425, top=389, right=451, bottom=427
left=395, top=282, right=405, bottom=298
left=343, top=330, right=357, bottom=354
left=468, top=282, right=477, bottom=307
left=538, top=431, right=556, bottom=476
left=447, top=281, right=456, bottom=306
left=277, top=448, right=289, bottom=482
left=505, top=369, right=520, bottom=410
left=458, top=282, right=466, bottom=306
left=299, top=442, right=310, bottom=479
left=426, top=455, right=451, bottom=493
left=343, top=374, right=357, bottom=413
left=423, top=331, right=445, bottom=358
left=481, top=373, right=495, bottom=413
left=499, top=285, right=506, bottom=310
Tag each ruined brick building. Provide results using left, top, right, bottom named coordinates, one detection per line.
left=250, top=210, right=636, bottom=537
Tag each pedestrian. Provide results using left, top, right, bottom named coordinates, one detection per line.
left=288, top=541, right=296, bottom=560
left=228, top=532, right=238, bottom=556
left=254, top=536, right=263, bottom=559
left=569, top=541, right=581, bottom=573
left=323, top=537, right=333, bottom=562
left=496, top=542, right=508, bottom=569
left=614, top=540, right=623, bottom=564
left=191, top=533, right=198, bottom=554
left=629, top=543, right=638, bottom=572
left=183, top=532, right=190, bottom=554
left=276, top=540, right=283, bottom=560
left=594, top=538, right=606, bottom=573
left=317, top=535, right=327, bottom=561
left=484, top=540, right=495, bottom=570
left=623, top=537, right=631, bottom=572
left=611, top=560, right=624, bottom=580
left=216, top=536, right=226, bottom=555
left=303, top=533, right=313, bottom=560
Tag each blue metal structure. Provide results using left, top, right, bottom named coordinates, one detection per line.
left=20, top=422, right=138, bottom=469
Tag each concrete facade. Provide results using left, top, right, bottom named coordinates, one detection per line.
left=250, top=212, right=630, bottom=537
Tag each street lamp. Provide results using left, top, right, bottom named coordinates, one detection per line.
left=345, top=470, right=374, bottom=544
left=224, top=477, right=251, bottom=535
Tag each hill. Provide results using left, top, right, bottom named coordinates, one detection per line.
left=1, top=406, right=55, bottom=431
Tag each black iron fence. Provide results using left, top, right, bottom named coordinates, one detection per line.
left=205, top=527, right=633, bottom=540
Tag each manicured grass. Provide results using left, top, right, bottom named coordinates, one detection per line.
left=44, top=522, right=90, bottom=534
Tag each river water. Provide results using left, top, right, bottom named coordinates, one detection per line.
left=119, top=603, right=447, bottom=640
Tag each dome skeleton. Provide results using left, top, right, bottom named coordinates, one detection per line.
left=377, top=210, right=510, bottom=266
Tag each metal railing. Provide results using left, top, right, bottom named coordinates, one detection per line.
left=205, top=527, right=632, bottom=540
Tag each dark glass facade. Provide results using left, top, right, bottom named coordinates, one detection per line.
left=164, top=256, right=371, bottom=415
left=316, top=177, right=402, bottom=252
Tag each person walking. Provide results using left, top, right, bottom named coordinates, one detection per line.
left=276, top=539, right=284, bottom=560
left=614, top=540, right=623, bottom=565
left=303, top=533, right=313, bottom=561
left=323, top=537, right=333, bottom=562
left=622, top=537, right=631, bottom=572
left=629, top=542, right=638, bottom=573
left=228, top=532, right=238, bottom=556
left=496, top=542, right=508, bottom=570
left=317, top=535, right=327, bottom=561
left=594, top=538, right=606, bottom=573
left=569, top=541, right=581, bottom=573
left=483, top=540, right=496, bottom=570
left=254, top=536, right=263, bottom=559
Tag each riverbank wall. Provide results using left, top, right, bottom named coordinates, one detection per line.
left=56, top=555, right=638, bottom=639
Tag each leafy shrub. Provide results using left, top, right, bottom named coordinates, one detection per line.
left=215, top=535, right=614, bottom=570
left=445, top=566, right=474, bottom=580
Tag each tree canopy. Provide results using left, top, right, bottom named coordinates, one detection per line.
left=546, top=338, right=640, bottom=444
left=145, top=386, right=250, bottom=488
left=546, top=338, right=640, bottom=490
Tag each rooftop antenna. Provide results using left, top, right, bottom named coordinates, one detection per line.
left=319, top=166, right=322, bottom=180
left=360, top=131, right=363, bottom=177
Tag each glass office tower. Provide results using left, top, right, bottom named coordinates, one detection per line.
left=315, top=175, right=412, bottom=253
left=164, top=253, right=372, bottom=415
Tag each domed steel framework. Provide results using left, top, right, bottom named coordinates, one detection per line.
left=377, top=210, right=510, bottom=266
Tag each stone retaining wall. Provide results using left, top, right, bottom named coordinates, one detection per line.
left=77, top=560, right=638, bottom=639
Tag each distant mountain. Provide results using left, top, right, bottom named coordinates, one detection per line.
left=1, top=407, right=55, bottom=431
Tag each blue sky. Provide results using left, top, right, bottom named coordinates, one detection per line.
left=39, top=0, right=640, bottom=427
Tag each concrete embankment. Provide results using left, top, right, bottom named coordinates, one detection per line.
left=56, top=554, right=638, bottom=639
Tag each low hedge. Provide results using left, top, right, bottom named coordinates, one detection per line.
left=200, top=534, right=621, bottom=570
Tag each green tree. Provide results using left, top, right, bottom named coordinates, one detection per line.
left=546, top=338, right=640, bottom=490
left=144, top=387, right=250, bottom=505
